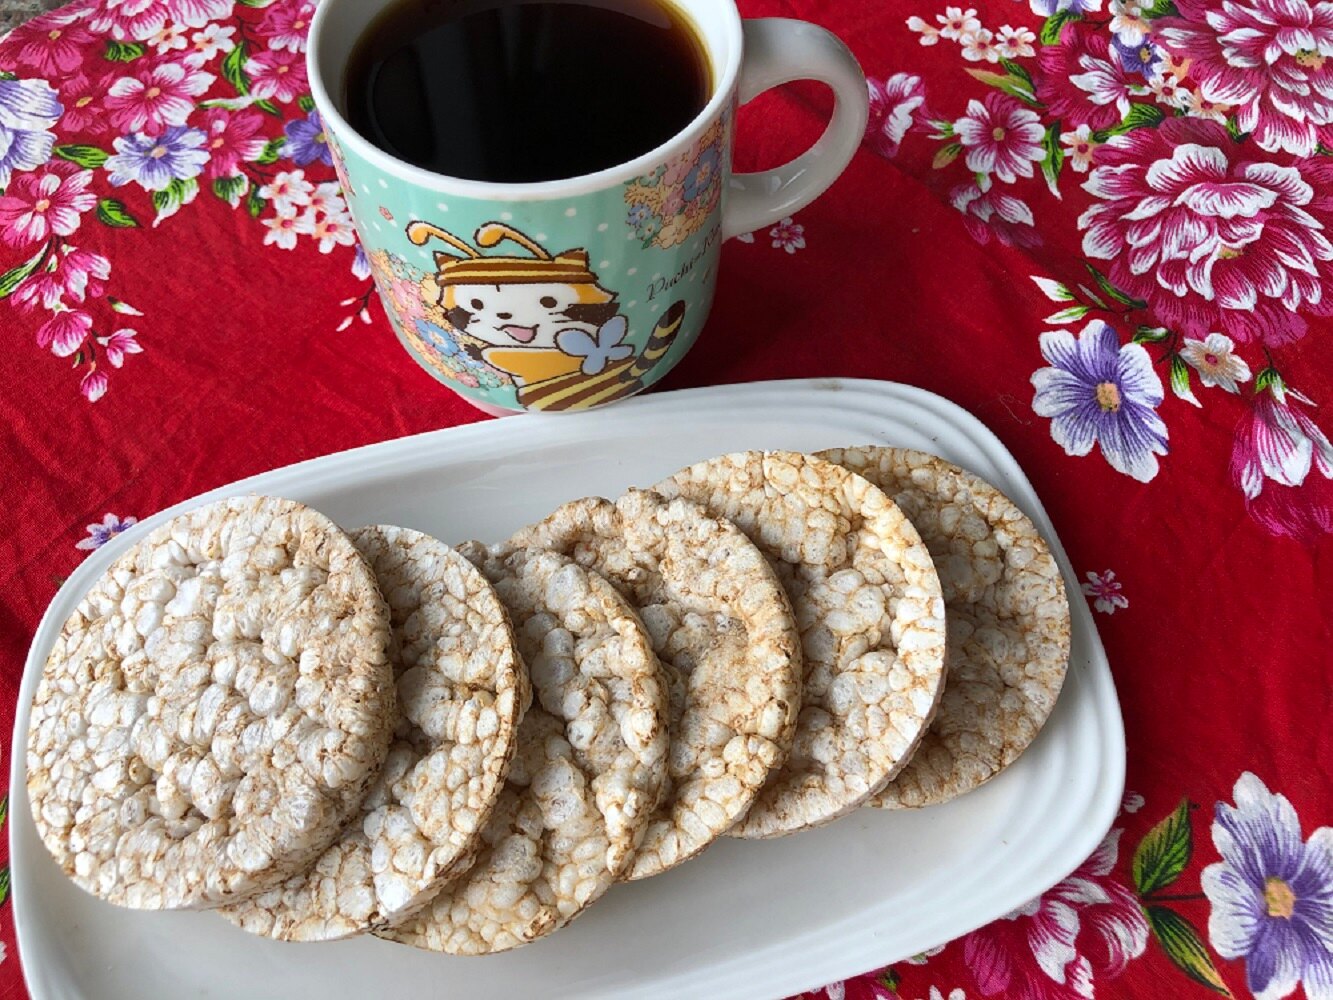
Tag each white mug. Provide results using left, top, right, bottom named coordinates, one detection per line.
left=309, top=0, right=869, bottom=415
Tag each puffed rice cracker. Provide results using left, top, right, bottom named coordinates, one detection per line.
left=655, top=452, right=947, bottom=838
left=819, top=448, right=1072, bottom=809
left=509, top=490, right=802, bottom=879
left=220, top=526, right=526, bottom=940
left=26, top=496, right=395, bottom=910
left=384, top=546, right=668, bottom=955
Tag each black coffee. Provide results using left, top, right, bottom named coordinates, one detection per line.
left=344, top=0, right=711, bottom=183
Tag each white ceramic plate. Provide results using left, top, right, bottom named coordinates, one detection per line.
left=10, top=378, right=1125, bottom=1000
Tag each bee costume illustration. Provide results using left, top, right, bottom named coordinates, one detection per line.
left=407, top=221, right=687, bottom=412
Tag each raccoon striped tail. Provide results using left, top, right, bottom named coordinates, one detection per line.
left=626, top=300, right=686, bottom=383
left=517, top=301, right=688, bottom=412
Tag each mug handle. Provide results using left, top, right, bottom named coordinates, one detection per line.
left=723, top=19, right=870, bottom=240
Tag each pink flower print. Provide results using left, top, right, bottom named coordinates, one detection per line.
left=865, top=73, right=926, bottom=160
left=1230, top=390, right=1333, bottom=502
left=262, top=212, right=302, bottom=250
left=80, top=368, right=109, bottom=403
left=662, top=189, right=686, bottom=218
left=12, top=246, right=110, bottom=312
left=257, top=0, right=316, bottom=54
left=244, top=48, right=308, bottom=104
left=89, top=0, right=169, bottom=42
left=199, top=108, right=266, bottom=179
left=1082, top=570, right=1129, bottom=614
left=961, top=28, right=1000, bottom=64
left=1036, top=22, right=1141, bottom=130
left=76, top=513, right=138, bottom=550
left=770, top=217, right=806, bottom=253
left=98, top=329, right=142, bottom=367
left=1156, top=0, right=1333, bottom=156
left=389, top=276, right=424, bottom=321
left=58, top=74, right=108, bottom=134
left=1079, top=118, right=1333, bottom=346
left=105, top=59, right=216, bottom=135
left=166, top=0, right=233, bottom=28
left=800, top=970, right=899, bottom=1000
left=0, top=162, right=97, bottom=248
left=953, top=93, right=1045, bottom=186
left=378, top=205, right=394, bottom=222
left=37, top=310, right=93, bottom=357
left=6, top=11, right=99, bottom=76
left=184, top=22, right=236, bottom=66
left=961, top=830, right=1148, bottom=999
left=950, top=184, right=1042, bottom=248
left=662, top=155, right=693, bottom=188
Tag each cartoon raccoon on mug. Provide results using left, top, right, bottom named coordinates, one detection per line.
left=405, top=221, right=687, bottom=411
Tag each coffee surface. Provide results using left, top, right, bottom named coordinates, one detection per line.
left=345, top=0, right=712, bottom=183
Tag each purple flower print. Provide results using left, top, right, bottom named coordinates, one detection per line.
left=106, top=125, right=209, bottom=191
left=682, top=143, right=720, bottom=203
left=284, top=109, right=332, bottom=167
left=1202, top=773, right=1333, bottom=1000
left=0, top=77, right=62, bottom=187
left=1031, top=321, right=1168, bottom=482
left=76, top=513, right=138, bottom=550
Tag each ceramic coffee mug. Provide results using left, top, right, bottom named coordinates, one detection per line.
left=309, top=1, right=868, bottom=415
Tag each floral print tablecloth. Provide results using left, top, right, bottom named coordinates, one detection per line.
left=1, top=1, right=1331, bottom=998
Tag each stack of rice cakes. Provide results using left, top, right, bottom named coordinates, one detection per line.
left=26, top=447, right=1071, bottom=956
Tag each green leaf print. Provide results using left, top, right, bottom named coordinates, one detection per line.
left=1040, top=123, right=1064, bottom=199
left=298, top=94, right=316, bottom=113
left=54, top=144, right=110, bottom=168
left=151, top=177, right=199, bottom=227
left=247, top=187, right=267, bottom=219
left=1134, top=798, right=1193, bottom=894
left=1085, top=264, right=1149, bottom=310
left=104, top=40, right=145, bottom=62
left=1040, top=11, right=1080, bottom=45
left=255, top=138, right=286, bottom=165
left=212, top=174, right=249, bottom=208
left=0, top=866, right=10, bottom=906
left=0, top=245, right=46, bottom=299
left=1171, top=356, right=1201, bottom=407
left=96, top=198, right=141, bottom=228
left=1145, top=906, right=1233, bottom=996
left=222, top=42, right=250, bottom=95
left=1094, top=104, right=1167, bottom=142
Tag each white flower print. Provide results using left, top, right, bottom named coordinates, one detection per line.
left=1122, top=791, right=1145, bottom=814
left=1082, top=569, right=1129, bottom=615
left=938, top=7, right=981, bottom=41
left=906, top=15, right=943, bottom=45
left=1109, top=0, right=1150, bottom=46
left=150, top=23, right=189, bottom=55
left=186, top=22, right=236, bottom=66
left=1060, top=124, right=1098, bottom=173
left=1179, top=334, right=1253, bottom=394
left=995, top=24, right=1036, bottom=59
left=262, top=211, right=302, bottom=250
left=76, top=513, right=138, bottom=551
left=961, top=28, right=1000, bottom=63
left=297, top=208, right=356, bottom=253
left=770, top=217, right=806, bottom=253
left=259, top=169, right=314, bottom=217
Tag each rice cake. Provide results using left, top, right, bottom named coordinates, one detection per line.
left=819, top=448, right=1072, bottom=809
left=655, top=452, right=947, bottom=838
left=220, top=526, right=526, bottom=940
left=509, top=490, right=802, bottom=879
left=26, top=497, right=396, bottom=910
left=384, top=546, right=668, bottom=955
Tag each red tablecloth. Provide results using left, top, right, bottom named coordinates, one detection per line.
left=2, top=1, right=1331, bottom=997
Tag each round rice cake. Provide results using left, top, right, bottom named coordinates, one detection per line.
left=219, top=526, right=526, bottom=940
left=655, top=452, right=947, bottom=839
left=26, top=496, right=396, bottom=910
left=384, top=546, right=668, bottom=955
left=819, top=447, right=1072, bottom=809
left=508, top=490, right=802, bottom=880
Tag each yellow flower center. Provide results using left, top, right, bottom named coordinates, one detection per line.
left=34, top=197, right=50, bottom=212
left=1264, top=877, right=1296, bottom=919
left=1219, top=245, right=1245, bottom=260
left=150, top=145, right=168, bottom=159
left=146, top=86, right=161, bottom=98
left=277, top=64, right=290, bottom=74
left=1296, top=49, right=1326, bottom=70
left=48, top=28, right=61, bottom=40
left=315, top=131, right=326, bottom=144
left=1096, top=382, right=1122, bottom=413
left=295, top=19, right=306, bottom=28
left=211, top=136, right=225, bottom=148
left=76, top=95, right=93, bottom=108
left=992, top=126, right=1007, bottom=141
left=1140, top=46, right=1153, bottom=62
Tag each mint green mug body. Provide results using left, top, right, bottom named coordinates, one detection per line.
left=309, top=1, right=868, bottom=415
